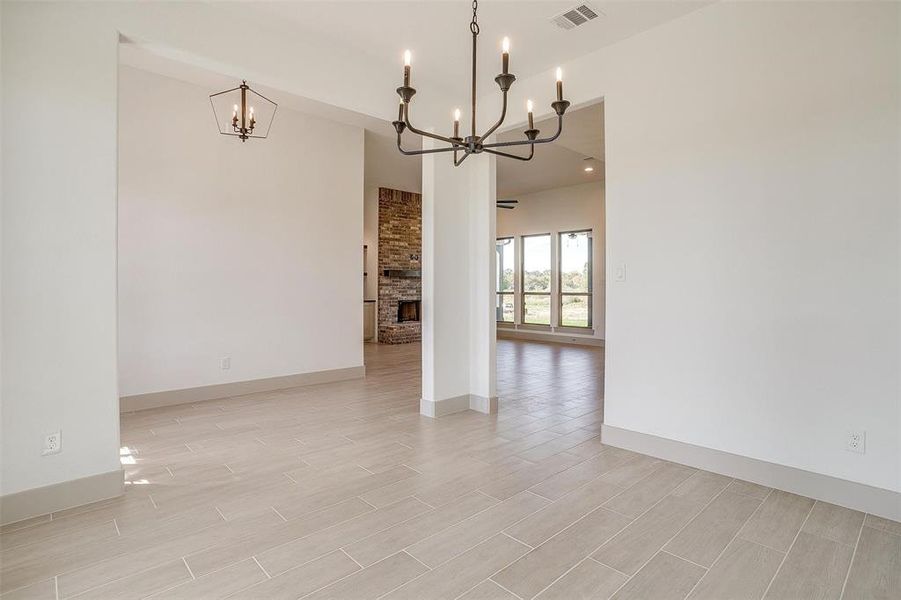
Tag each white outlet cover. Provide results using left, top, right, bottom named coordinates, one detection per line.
left=42, top=431, right=62, bottom=456
left=220, top=356, right=231, bottom=370
left=846, top=430, right=866, bottom=454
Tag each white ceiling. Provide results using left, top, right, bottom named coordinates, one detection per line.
left=118, top=41, right=391, bottom=135
left=497, top=101, right=603, bottom=197
left=217, top=1, right=713, bottom=108
left=123, top=2, right=700, bottom=199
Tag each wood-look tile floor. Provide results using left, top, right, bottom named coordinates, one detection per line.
left=2, top=339, right=899, bottom=599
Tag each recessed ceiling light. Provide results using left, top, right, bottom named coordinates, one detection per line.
left=584, top=166, right=594, bottom=172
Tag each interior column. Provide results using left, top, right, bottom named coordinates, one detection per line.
left=420, top=140, right=497, bottom=417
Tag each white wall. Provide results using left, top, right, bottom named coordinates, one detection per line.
left=118, top=66, right=363, bottom=397
left=510, top=2, right=901, bottom=493
left=1, top=3, right=121, bottom=496
left=1, top=0, right=387, bottom=497
left=496, top=181, right=605, bottom=339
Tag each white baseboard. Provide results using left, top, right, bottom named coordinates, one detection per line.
left=0, top=469, right=124, bottom=526
left=121, top=365, right=366, bottom=412
left=420, top=394, right=498, bottom=418
left=420, top=394, right=470, bottom=418
left=469, top=394, right=498, bottom=414
left=497, top=328, right=604, bottom=347
left=602, top=424, right=901, bottom=522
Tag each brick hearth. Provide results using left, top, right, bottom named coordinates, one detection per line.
left=378, top=187, right=421, bottom=344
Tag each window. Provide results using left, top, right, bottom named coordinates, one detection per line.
left=559, top=230, right=592, bottom=328
left=522, top=234, right=551, bottom=325
left=495, top=238, right=515, bottom=322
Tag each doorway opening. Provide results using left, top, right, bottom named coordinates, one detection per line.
left=494, top=100, right=606, bottom=422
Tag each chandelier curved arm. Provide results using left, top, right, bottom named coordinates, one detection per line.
left=482, top=115, right=564, bottom=149
left=483, top=145, right=534, bottom=161
left=404, top=106, right=467, bottom=148
left=454, top=151, right=471, bottom=167
left=396, top=134, right=460, bottom=156
left=479, top=90, right=509, bottom=142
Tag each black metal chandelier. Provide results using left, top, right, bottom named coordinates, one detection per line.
left=209, top=80, right=277, bottom=142
left=392, top=0, right=570, bottom=165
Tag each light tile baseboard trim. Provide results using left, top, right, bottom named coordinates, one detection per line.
left=420, top=394, right=498, bottom=418
left=497, top=328, right=604, bottom=347
left=602, top=424, right=901, bottom=521
left=0, top=468, right=123, bottom=526
left=120, top=366, right=366, bottom=412
left=469, top=394, right=498, bottom=414
left=420, top=394, right=470, bottom=418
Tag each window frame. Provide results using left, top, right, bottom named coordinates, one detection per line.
left=557, top=229, right=593, bottom=329
left=520, top=232, right=553, bottom=327
left=495, top=236, right=516, bottom=324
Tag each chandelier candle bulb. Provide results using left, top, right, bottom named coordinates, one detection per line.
left=403, top=50, right=412, bottom=87
left=453, top=108, right=461, bottom=138
left=556, top=67, right=564, bottom=102
left=502, top=37, right=510, bottom=74
left=527, top=99, right=534, bottom=129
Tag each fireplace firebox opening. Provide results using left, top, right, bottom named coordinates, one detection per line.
left=397, top=300, right=421, bottom=323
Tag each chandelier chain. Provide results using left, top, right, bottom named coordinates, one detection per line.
left=470, top=0, right=479, bottom=35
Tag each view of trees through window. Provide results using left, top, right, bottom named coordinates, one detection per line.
left=495, top=238, right=515, bottom=322
left=560, top=231, right=592, bottom=328
left=496, top=230, right=592, bottom=328
left=523, top=234, right=551, bottom=325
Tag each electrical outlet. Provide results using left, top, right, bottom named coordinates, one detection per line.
left=220, top=356, right=231, bottom=371
left=846, top=430, right=866, bottom=454
left=42, top=431, right=62, bottom=456
left=614, top=263, right=627, bottom=282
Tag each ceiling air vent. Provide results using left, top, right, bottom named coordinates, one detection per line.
left=551, top=3, right=601, bottom=30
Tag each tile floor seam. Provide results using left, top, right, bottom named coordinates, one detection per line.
left=837, top=511, right=866, bottom=600
left=247, top=495, right=437, bottom=576
left=660, top=548, right=709, bottom=572
left=759, top=496, right=817, bottom=600
left=402, top=550, right=433, bottom=572
left=484, top=578, right=526, bottom=600
left=251, top=556, right=271, bottom=579
left=59, top=552, right=195, bottom=600
left=679, top=487, right=775, bottom=599
left=499, top=530, right=533, bottom=549
left=340, top=548, right=366, bottom=569
left=373, top=527, right=535, bottom=599
left=519, top=503, right=640, bottom=600
left=411, top=495, right=437, bottom=509
left=182, top=557, right=196, bottom=580
left=861, top=516, right=901, bottom=538
left=395, top=494, right=544, bottom=567
left=37, top=514, right=245, bottom=597
left=588, top=555, right=631, bottom=578
left=597, top=477, right=737, bottom=600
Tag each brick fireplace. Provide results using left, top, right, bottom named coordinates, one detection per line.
left=378, top=187, right=421, bottom=344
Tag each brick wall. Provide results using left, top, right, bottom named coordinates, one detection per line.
left=378, top=187, right=422, bottom=344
